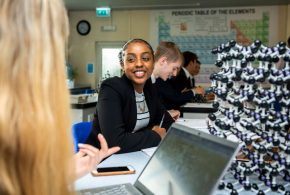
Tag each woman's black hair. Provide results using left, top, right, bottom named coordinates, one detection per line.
left=119, top=39, right=154, bottom=64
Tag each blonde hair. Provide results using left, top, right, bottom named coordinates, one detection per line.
left=154, top=41, right=183, bottom=64
left=0, top=0, right=73, bottom=194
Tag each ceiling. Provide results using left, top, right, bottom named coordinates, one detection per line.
left=65, top=0, right=290, bottom=11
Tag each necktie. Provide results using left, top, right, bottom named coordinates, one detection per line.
left=187, top=78, right=192, bottom=89
left=187, top=77, right=195, bottom=88
left=191, top=78, right=195, bottom=88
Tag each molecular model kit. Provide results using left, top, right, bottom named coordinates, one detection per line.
left=208, top=40, right=290, bottom=194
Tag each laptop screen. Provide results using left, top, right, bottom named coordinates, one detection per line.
left=135, top=123, right=239, bottom=195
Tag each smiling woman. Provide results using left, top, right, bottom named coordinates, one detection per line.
left=85, top=39, right=175, bottom=153
left=121, top=41, right=154, bottom=93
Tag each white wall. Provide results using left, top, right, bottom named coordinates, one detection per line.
left=68, top=10, right=150, bottom=88
left=68, top=6, right=289, bottom=88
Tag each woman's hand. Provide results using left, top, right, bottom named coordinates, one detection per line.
left=74, top=134, right=120, bottom=179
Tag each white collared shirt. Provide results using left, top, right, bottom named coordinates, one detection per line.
left=151, top=74, right=157, bottom=84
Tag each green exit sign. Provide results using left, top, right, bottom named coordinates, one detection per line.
left=96, top=7, right=111, bottom=17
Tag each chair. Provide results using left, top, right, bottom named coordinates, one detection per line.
left=72, top=122, right=92, bottom=152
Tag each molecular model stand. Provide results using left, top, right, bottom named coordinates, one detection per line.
left=208, top=40, right=290, bottom=195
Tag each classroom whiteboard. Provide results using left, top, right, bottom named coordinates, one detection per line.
left=150, top=6, right=279, bottom=84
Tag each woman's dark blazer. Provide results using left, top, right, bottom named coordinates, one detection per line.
left=86, top=75, right=174, bottom=153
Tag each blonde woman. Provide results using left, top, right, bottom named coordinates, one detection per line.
left=0, top=0, right=119, bottom=194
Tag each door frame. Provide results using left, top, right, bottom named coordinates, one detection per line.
left=95, top=41, right=125, bottom=86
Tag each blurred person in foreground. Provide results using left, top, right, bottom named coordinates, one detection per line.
left=0, top=0, right=119, bottom=194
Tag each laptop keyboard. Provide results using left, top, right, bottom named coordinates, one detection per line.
left=77, top=183, right=142, bottom=195
left=92, top=184, right=128, bottom=195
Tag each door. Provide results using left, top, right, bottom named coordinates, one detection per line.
left=96, top=41, right=124, bottom=90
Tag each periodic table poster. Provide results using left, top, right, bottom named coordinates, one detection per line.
left=150, top=6, right=279, bottom=85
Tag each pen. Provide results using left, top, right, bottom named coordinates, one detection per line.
left=159, top=114, right=165, bottom=128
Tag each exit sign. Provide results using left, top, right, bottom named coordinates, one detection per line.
left=96, top=7, right=111, bottom=17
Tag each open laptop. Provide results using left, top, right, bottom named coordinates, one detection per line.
left=77, top=123, right=240, bottom=195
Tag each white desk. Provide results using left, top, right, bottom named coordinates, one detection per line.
left=74, top=119, right=209, bottom=191
left=175, top=118, right=208, bottom=130
left=74, top=119, right=211, bottom=192
left=70, top=94, right=98, bottom=124
left=74, top=119, right=284, bottom=195
left=74, top=151, right=150, bottom=191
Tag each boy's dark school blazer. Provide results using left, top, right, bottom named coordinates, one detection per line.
left=154, top=78, right=194, bottom=110
left=86, top=75, right=174, bottom=153
left=170, top=68, right=195, bottom=92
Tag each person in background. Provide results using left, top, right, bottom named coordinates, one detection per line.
left=151, top=41, right=185, bottom=118
left=155, top=66, right=199, bottom=110
left=86, top=39, right=174, bottom=154
left=151, top=42, right=182, bottom=83
left=158, top=51, right=206, bottom=108
left=0, top=0, right=119, bottom=194
left=189, top=60, right=214, bottom=102
left=170, top=51, right=204, bottom=94
left=152, top=42, right=193, bottom=111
